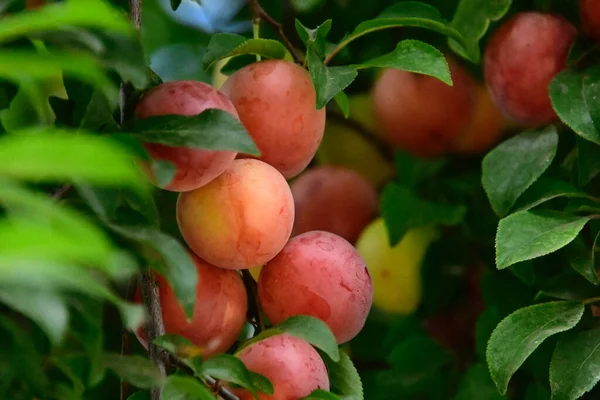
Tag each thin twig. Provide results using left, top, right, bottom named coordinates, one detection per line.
left=248, top=0, right=302, bottom=64
left=241, top=270, right=264, bottom=333
left=51, top=184, right=73, bottom=200
left=169, top=356, right=239, bottom=400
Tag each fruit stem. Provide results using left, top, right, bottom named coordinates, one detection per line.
left=242, top=269, right=265, bottom=333
left=583, top=296, right=600, bottom=305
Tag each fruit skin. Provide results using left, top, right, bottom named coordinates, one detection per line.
left=452, top=85, right=508, bottom=155
left=483, top=12, right=577, bottom=127
left=372, top=57, right=478, bottom=157
left=258, top=231, right=373, bottom=344
left=232, top=334, right=330, bottom=400
left=355, top=218, right=438, bottom=315
left=290, top=166, right=378, bottom=244
left=315, top=119, right=395, bottom=187
left=133, top=252, right=247, bottom=357
left=221, top=60, right=326, bottom=179
left=581, top=0, right=600, bottom=41
left=177, top=158, right=294, bottom=270
left=134, top=80, right=238, bottom=192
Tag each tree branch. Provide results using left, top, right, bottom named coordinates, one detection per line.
left=248, top=0, right=302, bottom=64
left=51, top=184, right=73, bottom=200
left=242, top=270, right=264, bottom=333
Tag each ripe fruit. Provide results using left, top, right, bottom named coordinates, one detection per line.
left=355, top=218, right=438, bottom=315
left=483, top=12, right=577, bottom=127
left=177, top=159, right=294, bottom=270
left=581, top=0, right=600, bottom=41
left=372, top=57, right=478, bottom=157
left=232, top=334, right=329, bottom=400
left=452, top=85, right=508, bottom=155
left=315, top=119, right=395, bottom=187
left=221, top=60, right=326, bottom=179
left=133, top=252, right=247, bottom=357
left=135, top=80, right=239, bottom=192
left=290, top=166, right=378, bottom=244
left=258, top=231, right=373, bottom=344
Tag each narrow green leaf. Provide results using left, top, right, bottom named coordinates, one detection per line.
left=550, top=329, right=600, bottom=400
left=301, top=390, right=340, bottom=400
left=455, top=363, right=505, bottom=400
left=512, top=178, right=594, bottom=213
left=566, top=235, right=600, bottom=285
left=448, top=0, right=512, bottom=62
left=307, top=49, right=357, bottom=109
left=380, top=183, right=464, bottom=246
left=0, top=287, right=68, bottom=345
left=482, top=127, right=558, bottom=217
left=582, top=65, right=600, bottom=136
left=276, top=316, right=339, bottom=362
left=201, top=33, right=290, bottom=70
left=124, top=111, right=260, bottom=156
left=333, top=91, right=350, bottom=119
left=200, top=354, right=262, bottom=397
left=322, top=349, right=363, bottom=400
left=0, top=129, right=144, bottom=188
left=496, top=211, right=589, bottom=270
left=103, top=353, right=164, bottom=389
left=353, top=40, right=452, bottom=85
left=0, top=0, right=132, bottom=44
left=549, top=69, right=600, bottom=145
left=161, top=375, right=216, bottom=399
left=153, top=334, right=195, bottom=355
left=295, top=19, right=332, bottom=57
left=486, top=301, right=584, bottom=395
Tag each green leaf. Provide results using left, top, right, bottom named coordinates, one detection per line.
left=549, top=69, right=600, bottom=145
left=322, top=349, right=363, bottom=400
left=201, top=33, right=290, bottom=70
left=353, top=40, right=452, bottom=85
left=394, top=152, right=447, bottom=188
left=512, top=178, right=594, bottom=213
left=124, top=111, right=260, bottom=156
left=171, top=0, right=183, bottom=11
left=0, top=129, right=144, bottom=188
left=200, top=354, right=264, bottom=397
left=301, top=390, right=340, bottom=400
left=550, top=329, right=600, bottom=400
left=77, top=184, right=198, bottom=319
left=0, top=287, right=68, bottom=345
left=103, top=354, right=165, bottom=390
left=455, top=363, right=506, bottom=400
left=307, top=48, right=357, bottom=109
left=248, top=371, right=275, bottom=396
left=0, top=0, right=132, bottom=44
left=496, top=211, right=590, bottom=270
left=276, top=315, right=340, bottom=362
left=295, top=19, right=332, bottom=57
left=577, top=136, right=600, bottom=186
left=486, top=301, right=585, bottom=395
left=151, top=159, right=177, bottom=189
left=153, top=334, right=197, bottom=356
left=333, top=91, right=350, bottom=119
left=62, top=79, right=118, bottom=131
left=161, top=375, right=216, bottom=400
left=583, top=65, right=600, bottom=136
left=387, top=335, right=451, bottom=375
left=566, top=235, right=600, bottom=285
left=448, top=0, right=512, bottom=62
left=128, top=392, right=151, bottom=400
left=482, top=127, right=559, bottom=217
left=380, top=183, right=464, bottom=246
left=329, top=2, right=465, bottom=62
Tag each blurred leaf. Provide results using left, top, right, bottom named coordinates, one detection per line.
left=301, top=390, right=340, bottom=400
left=151, top=159, right=177, bottom=189
left=0, top=129, right=144, bottom=188
left=124, top=111, right=260, bottom=156
left=161, top=375, right=215, bottom=399
left=0, top=0, right=132, bottom=44
left=455, top=363, right=505, bottom=400
left=550, top=69, right=600, bottom=145
left=550, top=329, right=600, bottom=400
left=323, top=349, right=363, bottom=400
left=536, top=270, right=600, bottom=302
left=509, top=261, right=536, bottom=286
left=0, top=287, right=67, bottom=345
left=583, top=65, right=600, bottom=135
left=353, top=40, right=452, bottom=85
left=295, top=19, right=332, bottom=57
left=62, top=79, right=117, bottom=131
left=512, top=178, right=594, bottom=213
left=333, top=91, right=349, bottom=118
left=128, top=392, right=151, bottom=400
left=482, top=127, right=559, bottom=217
left=448, top=0, right=512, bottom=62
left=276, top=315, right=340, bottom=362
left=566, top=235, right=600, bottom=285
left=331, top=2, right=465, bottom=61
left=307, top=48, right=357, bottom=109
left=525, top=383, right=550, bottom=400
left=495, top=210, right=589, bottom=270
left=394, top=152, right=447, bottom=188
left=103, top=354, right=164, bottom=389
left=487, top=301, right=584, bottom=395
left=249, top=371, right=274, bottom=396
left=200, top=354, right=266, bottom=397
left=577, top=136, right=600, bottom=186
left=69, top=296, right=104, bottom=386
left=387, top=336, right=451, bottom=378
left=77, top=184, right=198, bottom=319
left=154, top=334, right=199, bottom=357
left=201, top=33, right=291, bottom=70
left=151, top=43, right=212, bottom=83
left=476, top=307, right=502, bottom=359
left=380, top=183, right=464, bottom=246
left=1, top=81, right=52, bottom=130
left=171, top=0, right=183, bottom=11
